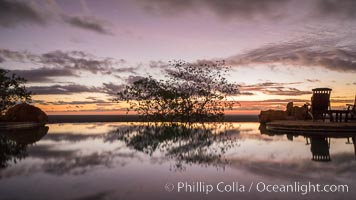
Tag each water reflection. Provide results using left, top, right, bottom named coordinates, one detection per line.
left=0, top=126, right=48, bottom=168
left=113, top=122, right=238, bottom=170
left=1, top=123, right=356, bottom=199
left=260, top=124, right=356, bottom=162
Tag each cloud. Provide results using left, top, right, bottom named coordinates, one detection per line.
left=138, top=0, right=288, bottom=20
left=0, top=0, right=47, bottom=27
left=40, top=50, right=116, bottom=74
left=0, top=0, right=113, bottom=35
left=262, top=87, right=312, bottom=96
left=11, top=67, right=77, bottom=82
left=1, top=49, right=136, bottom=82
left=306, top=79, right=320, bottom=83
left=126, top=75, right=145, bottom=84
left=227, top=39, right=356, bottom=72
left=40, top=100, right=112, bottom=106
left=28, top=84, right=100, bottom=95
left=241, top=82, right=311, bottom=96
left=238, top=92, right=255, bottom=96
left=0, top=49, right=116, bottom=72
left=0, top=48, right=37, bottom=62
left=101, top=76, right=146, bottom=96
left=62, top=15, right=112, bottom=35
left=102, top=82, right=125, bottom=96
left=315, top=0, right=356, bottom=20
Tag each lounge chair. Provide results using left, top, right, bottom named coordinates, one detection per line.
left=310, top=136, right=331, bottom=162
left=347, top=95, right=356, bottom=120
left=307, top=88, right=332, bottom=121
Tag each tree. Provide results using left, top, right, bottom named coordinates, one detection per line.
left=0, top=69, right=32, bottom=115
left=116, top=60, right=239, bottom=122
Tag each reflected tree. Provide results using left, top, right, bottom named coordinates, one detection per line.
left=115, top=122, right=238, bottom=170
left=0, top=135, right=27, bottom=168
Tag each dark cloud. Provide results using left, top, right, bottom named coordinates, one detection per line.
left=126, top=75, right=145, bottom=84
left=28, top=84, right=100, bottom=95
left=40, top=50, right=115, bottom=74
left=112, top=66, right=138, bottom=74
left=147, top=60, right=169, bottom=69
left=260, top=98, right=307, bottom=103
left=315, top=0, right=356, bottom=20
left=306, top=79, right=321, bottom=82
left=138, top=0, right=288, bottom=20
left=102, top=82, right=125, bottom=96
left=0, top=0, right=113, bottom=35
left=227, top=39, right=356, bottom=72
left=238, top=92, right=255, bottom=96
left=11, top=67, right=77, bottom=82
left=0, top=49, right=116, bottom=73
left=25, top=76, right=141, bottom=96
left=241, top=82, right=311, bottom=96
left=101, top=76, right=146, bottom=96
left=262, top=87, right=312, bottom=96
left=62, top=15, right=112, bottom=35
left=0, top=49, right=135, bottom=82
left=44, top=100, right=111, bottom=106
left=0, top=48, right=37, bottom=62
left=0, top=0, right=47, bottom=27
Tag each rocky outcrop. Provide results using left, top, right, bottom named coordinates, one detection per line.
left=259, top=110, right=287, bottom=123
left=4, top=103, right=48, bottom=123
left=286, top=102, right=309, bottom=120
left=259, top=102, right=309, bottom=123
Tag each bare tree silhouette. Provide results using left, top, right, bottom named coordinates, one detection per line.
left=116, top=60, right=239, bottom=122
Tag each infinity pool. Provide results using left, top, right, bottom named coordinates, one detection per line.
left=1, top=122, right=355, bottom=199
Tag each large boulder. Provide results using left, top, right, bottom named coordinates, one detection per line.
left=5, top=103, right=48, bottom=123
left=259, top=110, right=287, bottom=123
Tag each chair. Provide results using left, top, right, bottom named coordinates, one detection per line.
left=346, top=95, right=356, bottom=120
left=310, top=136, right=331, bottom=162
left=307, top=88, right=332, bottom=121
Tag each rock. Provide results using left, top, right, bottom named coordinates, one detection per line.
left=5, top=103, right=48, bottom=123
left=259, top=110, right=287, bottom=123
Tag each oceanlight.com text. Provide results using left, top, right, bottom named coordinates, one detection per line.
left=164, top=181, right=349, bottom=195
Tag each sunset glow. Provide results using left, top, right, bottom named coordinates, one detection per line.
left=1, top=0, right=355, bottom=115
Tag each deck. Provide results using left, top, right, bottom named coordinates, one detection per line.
left=266, top=120, right=356, bottom=136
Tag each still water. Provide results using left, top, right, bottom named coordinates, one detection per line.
left=1, top=122, right=356, bottom=200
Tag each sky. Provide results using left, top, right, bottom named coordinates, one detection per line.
left=0, top=0, right=356, bottom=115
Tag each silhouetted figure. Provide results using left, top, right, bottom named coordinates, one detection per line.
left=310, top=136, right=331, bottom=162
